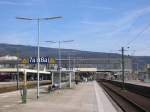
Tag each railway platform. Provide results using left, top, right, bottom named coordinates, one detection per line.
left=114, top=80, right=150, bottom=87
left=124, top=80, right=150, bottom=87
left=0, top=81, right=117, bottom=112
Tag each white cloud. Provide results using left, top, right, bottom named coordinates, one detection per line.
left=0, top=1, right=30, bottom=6
left=77, top=6, right=150, bottom=55
left=93, top=6, right=150, bottom=37
left=81, top=6, right=150, bottom=34
left=0, top=31, right=36, bottom=45
left=84, top=5, right=113, bottom=10
left=0, top=0, right=45, bottom=6
left=116, top=6, right=150, bottom=28
left=80, top=21, right=113, bottom=26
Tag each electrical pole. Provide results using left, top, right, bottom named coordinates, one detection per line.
left=45, top=40, right=74, bottom=89
left=73, top=58, right=75, bottom=70
left=37, top=18, right=40, bottom=99
left=121, top=47, right=125, bottom=90
left=58, top=41, right=62, bottom=88
left=68, top=54, right=71, bottom=70
left=16, top=49, right=19, bottom=90
left=68, top=54, right=71, bottom=88
left=16, top=16, right=62, bottom=99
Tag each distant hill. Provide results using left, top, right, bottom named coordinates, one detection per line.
left=0, top=43, right=122, bottom=58
left=0, top=43, right=150, bottom=71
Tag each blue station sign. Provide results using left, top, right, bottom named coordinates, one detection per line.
left=29, top=57, right=49, bottom=64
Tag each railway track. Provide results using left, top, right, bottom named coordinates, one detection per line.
left=0, top=80, right=51, bottom=93
left=103, top=79, right=150, bottom=98
left=98, top=80, right=150, bottom=112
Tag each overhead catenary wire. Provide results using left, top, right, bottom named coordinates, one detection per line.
left=112, top=18, right=139, bottom=48
left=125, top=23, right=150, bottom=47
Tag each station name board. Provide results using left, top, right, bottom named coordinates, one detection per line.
left=21, top=57, right=56, bottom=64
left=29, top=57, right=49, bottom=64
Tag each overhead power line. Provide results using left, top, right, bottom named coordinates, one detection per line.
left=125, top=23, right=150, bottom=47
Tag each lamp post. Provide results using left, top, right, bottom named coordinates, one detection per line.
left=68, top=54, right=71, bottom=70
left=46, top=40, right=74, bottom=88
left=121, top=47, right=125, bottom=90
left=67, top=51, right=78, bottom=70
left=16, top=49, right=19, bottom=90
left=16, top=16, right=62, bottom=99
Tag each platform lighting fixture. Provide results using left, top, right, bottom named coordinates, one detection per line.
left=45, top=40, right=74, bottom=88
left=16, top=16, right=62, bottom=99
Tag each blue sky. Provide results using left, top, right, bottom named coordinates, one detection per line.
left=1, top=0, right=150, bottom=56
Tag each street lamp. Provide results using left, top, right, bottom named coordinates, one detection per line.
left=16, top=48, right=19, bottom=90
left=57, top=50, right=77, bottom=70
left=67, top=51, right=78, bottom=88
left=46, top=40, right=74, bottom=88
left=16, top=16, right=62, bottom=99
left=67, top=51, right=78, bottom=70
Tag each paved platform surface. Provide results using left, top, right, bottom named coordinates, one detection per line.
left=0, top=81, right=50, bottom=88
left=0, top=81, right=117, bottom=112
left=125, top=80, right=150, bottom=87
left=114, top=80, right=150, bottom=87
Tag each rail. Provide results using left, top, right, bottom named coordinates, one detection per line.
left=98, top=80, right=150, bottom=112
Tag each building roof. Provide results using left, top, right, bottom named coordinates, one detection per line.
left=0, top=55, right=18, bottom=61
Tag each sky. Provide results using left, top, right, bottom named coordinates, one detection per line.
left=1, top=0, right=150, bottom=56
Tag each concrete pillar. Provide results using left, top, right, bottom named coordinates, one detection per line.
left=41, top=74, right=43, bottom=80
left=22, top=70, right=27, bottom=104
left=69, top=72, right=72, bottom=88
left=74, top=72, right=76, bottom=82
left=59, top=71, right=61, bottom=88
left=10, top=73, right=13, bottom=81
left=24, top=70, right=27, bottom=87
left=52, top=72, right=54, bottom=85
